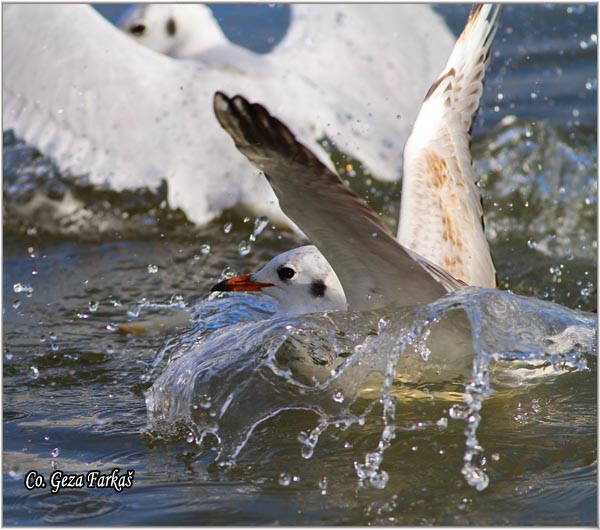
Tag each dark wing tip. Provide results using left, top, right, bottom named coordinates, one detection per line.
left=212, top=91, right=312, bottom=171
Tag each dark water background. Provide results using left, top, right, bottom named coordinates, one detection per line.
left=3, top=4, right=597, bottom=525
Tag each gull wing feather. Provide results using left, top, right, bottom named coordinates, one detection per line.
left=2, top=4, right=289, bottom=226
left=214, top=93, right=464, bottom=311
left=399, top=4, right=500, bottom=287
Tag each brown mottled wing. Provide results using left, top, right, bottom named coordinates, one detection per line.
left=399, top=4, right=500, bottom=288
left=214, top=92, right=463, bottom=311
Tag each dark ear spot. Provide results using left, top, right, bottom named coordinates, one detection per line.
left=166, top=17, right=177, bottom=36
left=310, top=280, right=326, bottom=298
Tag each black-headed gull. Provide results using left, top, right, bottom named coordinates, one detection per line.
left=211, top=245, right=347, bottom=316
left=212, top=4, right=500, bottom=313
left=3, top=4, right=453, bottom=228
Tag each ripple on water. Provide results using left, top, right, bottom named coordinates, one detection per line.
left=9, top=489, right=121, bottom=525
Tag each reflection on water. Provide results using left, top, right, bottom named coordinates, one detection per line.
left=3, top=3, right=598, bottom=526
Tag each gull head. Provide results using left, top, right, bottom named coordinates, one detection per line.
left=118, top=5, right=225, bottom=58
left=211, top=246, right=347, bottom=316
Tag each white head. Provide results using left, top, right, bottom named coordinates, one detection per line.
left=211, top=246, right=347, bottom=316
left=118, top=4, right=227, bottom=58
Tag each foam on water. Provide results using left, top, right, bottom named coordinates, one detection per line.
left=145, top=287, right=596, bottom=489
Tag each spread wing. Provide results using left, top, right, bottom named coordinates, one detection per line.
left=3, top=4, right=455, bottom=230
left=399, top=4, right=500, bottom=288
left=214, top=93, right=464, bottom=311
left=2, top=4, right=278, bottom=226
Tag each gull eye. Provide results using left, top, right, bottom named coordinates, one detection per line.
left=277, top=266, right=296, bottom=281
left=130, top=23, right=146, bottom=36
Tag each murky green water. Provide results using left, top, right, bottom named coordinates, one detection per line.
left=3, top=3, right=597, bottom=526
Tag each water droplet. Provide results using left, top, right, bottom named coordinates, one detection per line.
left=366, top=451, right=382, bottom=468
left=200, top=244, right=211, bottom=255
left=449, top=404, right=468, bottom=420
left=318, top=476, right=328, bottom=494
left=12, top=300, right=20, bottom=309
left=88, top=300, right=99, bottom=312
left=238, top=240, right=251, bottom=257
left=436, top=417, right=448, bottom=428
left=301, top=445, right=314, bottom=459
left=379, top=425, right=394, bottom=444
left=147, top=264, right=159, bottom=274
left=332, top=390, right=344, bottom=403
left=199, top=395, right=212, bottom=410
left=462, top=463, right=489, bottom=491
left=278, top=473, right=291, bottom=486
left=369, top=470, right=389, bottom=489
left=491, top=453, right=500, bottom=461
left=50, top=332, right=57, bottom=341
left=253, top=215, right=269, bottom=236
left=222, top=267, right=238, bottom=280
left=51, top=447, right=60, bottom=457
left=13, top=282, right=34, bottom=295
left=51, top=343, right=59, bottom=352
left=29, top=366, right=40, bottom=379
left=105, top=345, right=114, bottom=354
left=44, top=435, right=50, bottom=441
left=127, top=304, right=141, bottom=318
left=186, top=432, right=195, bottom=443
left=527, top=239, right=537, bottom=250
left=223, top=221, right=233, bottom=234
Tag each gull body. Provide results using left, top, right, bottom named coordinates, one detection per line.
left=212, top=5, right=500, bottom=314
left=3, top=4, right=454, bottom=228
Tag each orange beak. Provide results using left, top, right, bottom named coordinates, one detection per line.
left=211, top=274, right=274, bottom=293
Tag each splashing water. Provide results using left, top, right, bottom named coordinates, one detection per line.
left=145, top=287, right=596, bottom=490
